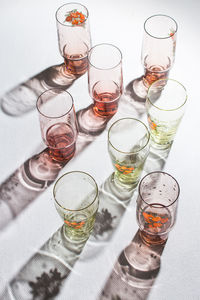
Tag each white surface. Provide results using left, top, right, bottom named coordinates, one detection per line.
left=0, top=0, right=200, bottom=299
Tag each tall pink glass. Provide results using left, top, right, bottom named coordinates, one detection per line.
left=56, top=3, right=91, bottom=76
left=88, top=43, right=123, bottom=118
left=133, top=14, right=178, bottom=98
left=36, top=88, right=78, bottom=162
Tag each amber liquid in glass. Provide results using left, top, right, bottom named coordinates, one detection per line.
left=64, top=54, right=88, bottom=76
left=139, top=207, right=171, bottom=245
left=143, top=65, right=170, bottom=87
left=140, top=229, right=169, bottom=245
left=92, top=88, right=120, bottom=117
left=46, top=123, right=76, bottom=162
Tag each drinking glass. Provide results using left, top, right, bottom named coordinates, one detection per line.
left=136, top=171, right=180, bottom=245
left=56, top=3, right=91, bottom=76
left=53, top=171, right=99, bottom=242
left=146, top=78, right=187, bottom=149
left=88, top=43, right=123, bottom=117
left=36, top=88, right=78, bottom=162
left=133, top=14, right=178, bottom=98
left=108, top=118, right=150, bottom=190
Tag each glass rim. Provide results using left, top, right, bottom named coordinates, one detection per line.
left=144, top=14, right=178, bottom=40
left=108, top=117, right=150, bottom=154
left=88, top=43, right=123, bottom=70
left=55, top=2, right=89, bottom=27
left=139, top=171, right=180, bottom=207
left=53, top=171, right=99, bottom=212
left=36, top=88, right=74, bottom=119
left=146, top=78, right=188, bottom=111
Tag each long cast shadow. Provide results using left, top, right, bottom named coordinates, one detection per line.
left=99, top=229, right=166, bottom=300
left=97, top=148, right=172, bottom=300
left=79, top=172, right=137, bottom=261
left=1, top=225, right=87, bottom=300
left=0, top=63, right=77, bottom=117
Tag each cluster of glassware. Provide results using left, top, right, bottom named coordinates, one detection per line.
left=36, top=3, right=187, bottom=246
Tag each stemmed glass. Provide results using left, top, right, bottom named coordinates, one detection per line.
left=88, top=43, right=123, bottom=118
left=36, top=88, right=78, bottom=162
left=133, top=14, right=178, bottom=98
left=56, top=3, right=91, bottom=77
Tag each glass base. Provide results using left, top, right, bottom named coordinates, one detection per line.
left=104, top=173, right=135, bottom=202
left=44, top=225, right=87, bottom=258
left=19, top=148, right=63, bottom=191
left=113, top=172, right=139, bottom=191
left=77, top=105, right=108, bottom=136
left=139, top=230, right=168, bottom=246
left=59, top=64, right=77, bottom=80
left=150, top=138, right=173, bottom=150
left=9, top=251, right=69, bottom=300
left=62, top=224, right=90, bottom=244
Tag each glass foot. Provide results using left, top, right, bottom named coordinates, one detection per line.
left=77, top=105, right=108, bottom=136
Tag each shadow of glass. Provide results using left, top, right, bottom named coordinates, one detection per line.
left=1, top=225, right=87, bottom=300
left=80, top=173, right=137, bottom=261
left=143, top=146, right=171, bottom=175
left=0, top=63, right=78, bottom=117
left=121, top=78, right=147, bottom=120
left=99, top=229, right=166, bottom=300
left=124, top=76, right=165, bottom=120
left=0, top=148, right=63, bottom=230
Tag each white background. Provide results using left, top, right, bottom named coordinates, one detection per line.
left=0, top=0, right=200, bottom=299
